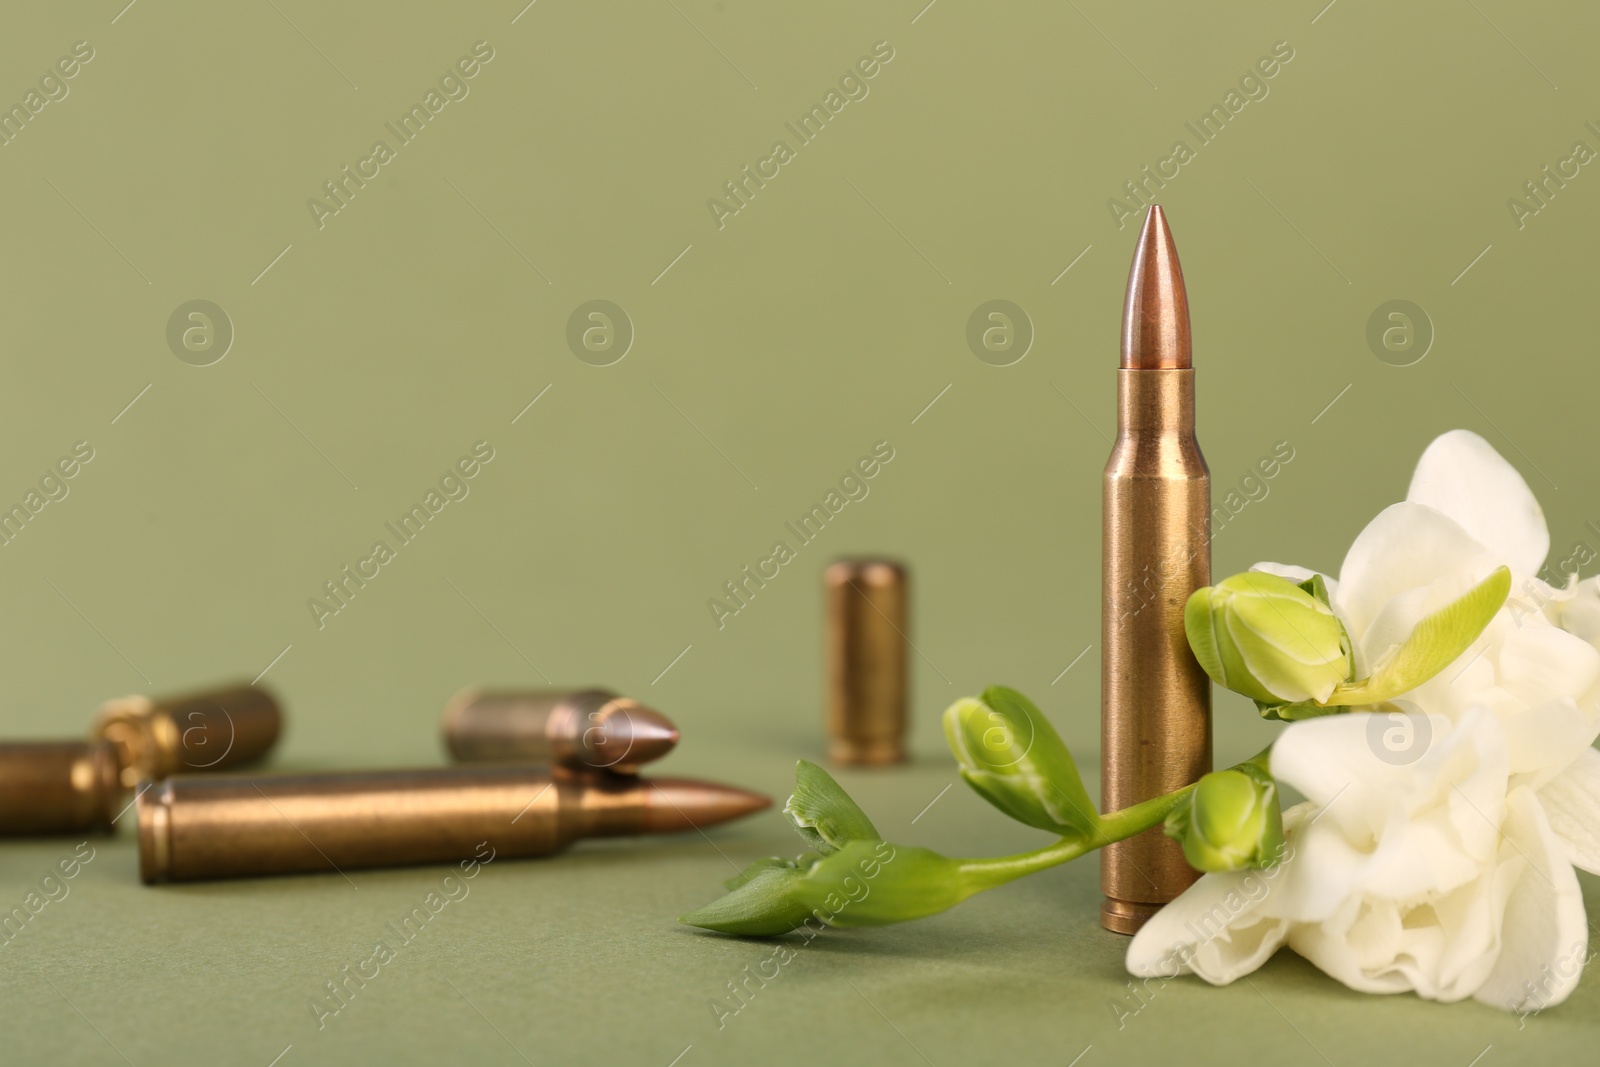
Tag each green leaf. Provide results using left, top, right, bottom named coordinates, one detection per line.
left=1323, top=566, right=1510, bottom=706
left=782, top=760, right=880, bottom=855
left=943, top=687, right=1098, bottom=839
left=681, top=840, right=977, bottom=936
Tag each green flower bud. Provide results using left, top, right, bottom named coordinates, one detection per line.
left=1164, top=764, right=1284, bottom=873
left=680, top=841, right=974, bottom=935
left=1185, top=572, right=1349, bottom=705
left=943, top=687, right=1099, bottom=840
left=682, top=762, right=983, bottom=935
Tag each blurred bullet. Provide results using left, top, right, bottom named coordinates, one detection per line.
left=0, top=740, right=121, bottom=835
left=826, top=560, right=909, bottom=765
left=443, top=688, right=679, bottom=773
left=138, top=765, right=770, bottom=883
left=92, top=682, right=283, bottom=788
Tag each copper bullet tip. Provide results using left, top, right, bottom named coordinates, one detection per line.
left=599, top=704, right=680, bottom=773
left=1120, top=204, right=1192, bottom=370
left=643, top=778, right=771, bottom=834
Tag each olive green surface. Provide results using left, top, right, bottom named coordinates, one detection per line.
left=2, top=1, right=1597, bottom=1064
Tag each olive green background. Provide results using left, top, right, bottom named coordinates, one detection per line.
left=2, top=0, right=1597, bottom=1063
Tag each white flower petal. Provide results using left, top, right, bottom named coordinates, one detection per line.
left=1537, top=746, right=1600, bottom=875
left=1359, top=810, right=1489, bottom=899
left=1474, top=787, right=1588, bottom=1012
left=1288, top=834, right=1511, bottom=1002
left=1343, top=897, right=1404, bottom=971
left=1428, top=840, right=1521, bottom=998
left=1266, top=711, right=1511, bottom=915
left=1495, top=626, right=1600, bottom=722
left=1126, top=870, right=1288, bottom=985
left=1269, top=713, right=1391, bottom=809
left=1287, top=919, right=1417, bottom=996
left=1500, top=698, right=1600, bottom=788
left=1549, top=576, right=1600, bottom=648
left=1406, top=429, right=1549, bottom=576
left=1263, top=813, right=1367, bottom=923
left=1270, top=708, right=1505, bottom=819
left=1336, top=503, right=1497, bottom=642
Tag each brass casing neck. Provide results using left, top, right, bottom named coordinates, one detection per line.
left=1116, top=368, right=1196, bottom=434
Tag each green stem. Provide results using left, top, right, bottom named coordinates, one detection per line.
left=955, top=745, right=1273, bottom=892
left=957, top=784, right=1195, bottom=889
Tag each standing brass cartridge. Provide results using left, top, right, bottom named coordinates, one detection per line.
left=137, top=766, right=770, bottom=883
left=825, top=560, right=909, bottom=765
left=442, top=688, right=679, bottom=773
left=91, top=682, right=283, bottom=788
left=0, top=740, right=122, bottom=835
left=1100, top=205, right=1213, bottom=935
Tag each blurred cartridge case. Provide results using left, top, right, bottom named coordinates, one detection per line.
left=137, top=765, right=770, bottom=883
left=0, top=740, right=121, bottom=835
left=825, top=560, right=908, bottom=765
left=443, top=688, right=679, bottom=773
left=92, top=682, right=282, bottom=788
left=1101, top=205, right=1212, bottom=935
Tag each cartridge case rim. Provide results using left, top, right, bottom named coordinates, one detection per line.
left=93, top=695, right=175, bottom=787
left=138, top=779, right=173, bottom=883
left=1100, top=898, right=1163, bottom=935
left=826, top=738, right=904, bottom=766
left=91, top=683, right=283, bottom=788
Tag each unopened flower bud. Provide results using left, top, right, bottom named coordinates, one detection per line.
left=1165, top=765, right=1284, bottom=873
left=1184, top=572, right=1349, bottom=705
left=943, top=687, right=1098, bottom=839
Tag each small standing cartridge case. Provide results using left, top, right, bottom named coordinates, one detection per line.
left=137, top=765, right=770, bottom=883
left=0, top=740, right=121, bottom=835
left=1101, top=206, right=1213, bottom=935
left=443, top=688, right=679, bottom=773
left=825, top=560, right=909, bottom=765
left=91, top=682, right=283, bottom=788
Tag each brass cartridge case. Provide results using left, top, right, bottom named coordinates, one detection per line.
left=138, top=765, right=769, bottom=883
left=0, top=740, right=121, bottom=835
left=92, top=682, right=282, bottom=788
left=1100, top=368, right=1212, bottom=933
left=442, top=688, right=679, bottom=772
left=825, top=560, right=909, bottom=765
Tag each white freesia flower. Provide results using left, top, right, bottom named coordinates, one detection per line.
left=1129, top=430, right=1600, bottom=1011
